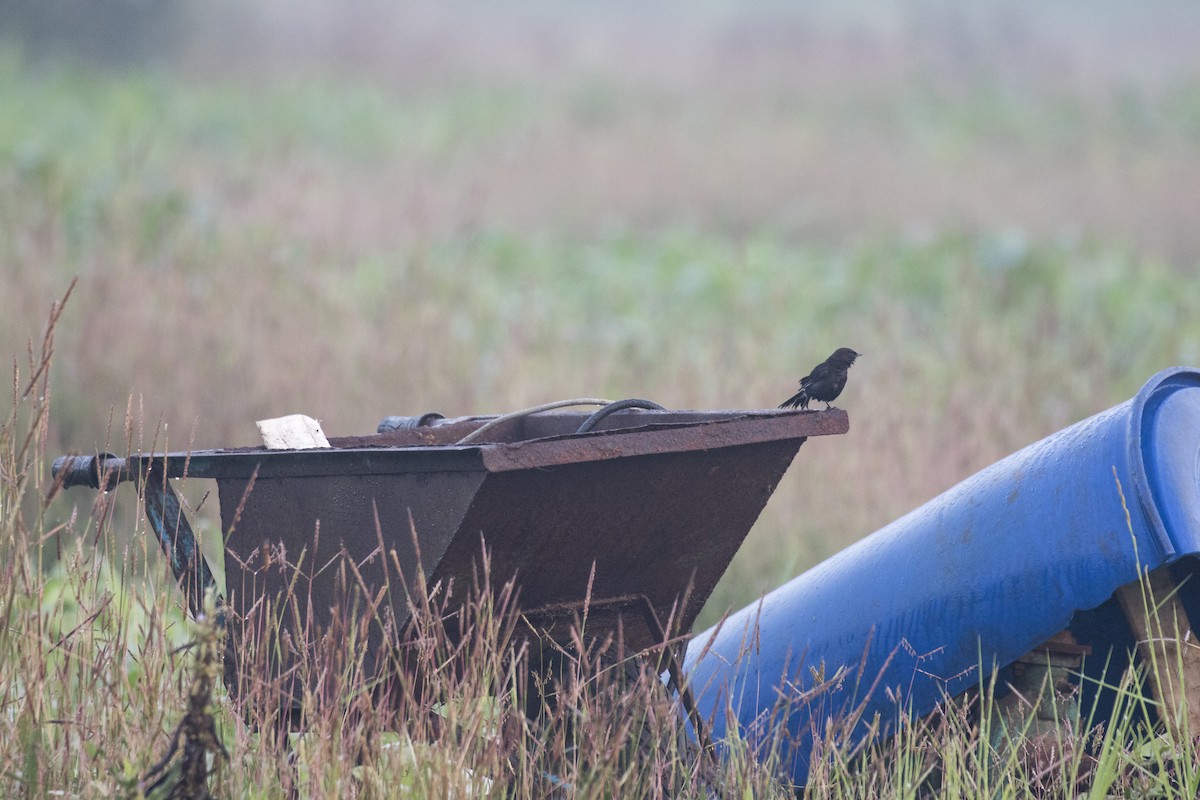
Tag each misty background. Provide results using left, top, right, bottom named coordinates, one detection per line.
left=4, top=0, right=1200, bottom=617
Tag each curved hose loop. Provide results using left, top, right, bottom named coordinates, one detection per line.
left=575, top=398, right=666, bottom=434
left=455, top=398, right=614, bottom=445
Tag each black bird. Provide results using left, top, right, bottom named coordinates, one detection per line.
left=779, top=347, right=861, bottom=410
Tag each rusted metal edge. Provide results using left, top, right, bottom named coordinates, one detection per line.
left=53, top=448, right=487, bottom=485
left=54, top=409, right=847, bottom=484
left=479, top=409, right=848, bottom=472
left=342, top=408, right=847, bottom=448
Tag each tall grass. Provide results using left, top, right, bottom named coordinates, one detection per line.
left=1, top=294, right=736, bottom=798
left=3, top=292, right=1200, bottom=799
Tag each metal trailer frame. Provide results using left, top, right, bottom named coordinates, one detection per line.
left=54, top=406, right=848, bottom=750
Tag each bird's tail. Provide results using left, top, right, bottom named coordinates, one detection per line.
left=779, top=390, right=808, bottom=410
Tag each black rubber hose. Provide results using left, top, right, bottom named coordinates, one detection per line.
left=575, top=398, right=666, bottom=434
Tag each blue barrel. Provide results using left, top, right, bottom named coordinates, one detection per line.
left=684, top=367, right=1200, bottom=786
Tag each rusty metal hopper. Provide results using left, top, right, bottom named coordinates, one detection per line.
left=233, top=409, right=847, bottom=651
left=54, top=407, right=846, bottom=697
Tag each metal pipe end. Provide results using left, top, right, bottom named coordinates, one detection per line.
left=51, top=453, right=123, bottom=491
left=377, top=413, right=445, bottom=433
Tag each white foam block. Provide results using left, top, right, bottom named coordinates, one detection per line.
left=256, top=414, right=331, bottom=450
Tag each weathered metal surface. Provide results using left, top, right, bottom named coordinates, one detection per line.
left=477, top=412, right=846, bottom=472
left=216, top=437, right=815, bottom=693
left=218, top=470, right=486, bottom=613
left=54, top=408, right=846, bottom=710
left=218, top=468, right=488, bottom=689
left=439, top=439, right=806, bottom=651
left=342, top=408, right=847, bottom=448
left=684, top=368, right=1200, bottom=787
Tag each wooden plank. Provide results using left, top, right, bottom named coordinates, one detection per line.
left=1116, top=566, right=1200, bottom=739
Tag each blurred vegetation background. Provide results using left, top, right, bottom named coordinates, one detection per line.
left=4, top=0, right=1200, bottom=626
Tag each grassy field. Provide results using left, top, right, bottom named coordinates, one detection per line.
left=4, top=1, right=1200, bottom=795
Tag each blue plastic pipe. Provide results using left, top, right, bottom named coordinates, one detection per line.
left=684, top=367, right=1200, bottom=786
